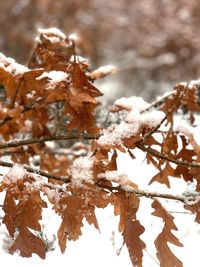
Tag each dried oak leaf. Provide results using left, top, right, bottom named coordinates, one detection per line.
left=182, top=86, right=200, bottom=112
left=162, top=132, right=178, bottom=156
left=54, top=185, right=112, bottom=254
left=123, top=219, right=146, bottom=267
left=113, top=192, right=140, bottom=232
left=161, top=90, right=178, bottom=125
left=64, top=63, right=102, bottom=133
left=9, top=228, right=46, bottom=259
left=3, top=188, right=47, bottom=258
left=149, top=162, right=174, bottom=188
left=152, top=200, right=183, bottom=267
left=184, top=199, right=200, bottom=224
left=2, top=191, right=18, bottom=236
left=174, top=135, right=195, bottom=182
left=0, top=60, right=22, bottom=100
left=93, top=149, right=118, bottom=179
left=57, top=195, right=87, bottom=253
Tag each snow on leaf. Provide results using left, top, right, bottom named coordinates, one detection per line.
left=38, top=28, right=66, bottom=40
left=123, top=219, right=146, bottom=267
left=98, top=171, right=129, bottom=185
left=152, top=200, right=183, bottom=267
left=98, top=97, right=164, bottom=148
left=3, top=164, right=27, bottom=185
left=70, top=155, right=94, bottom=187
left=36, top=70, right=68, bottom=85
left=0, top=52, right=29, bottom=75
left=114, top=96, right=149, bottom=111
left=89, top=65, right=117, bottom=80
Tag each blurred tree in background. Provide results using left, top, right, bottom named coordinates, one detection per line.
left=1, top=0, right=200, bottom=100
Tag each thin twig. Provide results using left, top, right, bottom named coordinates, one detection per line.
left=137, top=143, right=200, bottom=169
left=0, top=160, right=70, bottom=182
left=0, top=159, right=197, bottom=204
left=0, top=133, right=98, bottom=149
left=96, top=183, right=186, bottom=203
left=141, top=85, right=186, bottom=142
left=141, top=90, right=176, bottom=113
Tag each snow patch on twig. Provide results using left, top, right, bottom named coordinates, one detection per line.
left=98, top=96, right=165, bottom=146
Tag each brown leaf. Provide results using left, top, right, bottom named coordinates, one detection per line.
left=162, top=132, right=178, bottom=155
left=149, top=162, right=174, bottom=188
left=15, top=191, right=47, bottom=231
left=2, top=191, right=18, bottom=236
left=113, top=192, right=139, bottom=232
left=184, top=202, right=200, bottom=223
left=123, top=219, right=146, bottom=267
left=85, top=204, right=99, bottom=230
left=57, top=195, right=85, bottom=253
left=152, top=200, right=183, bottom=267
left=174, top=135, right=196, bottom=182
left=9, top=228, right=46, bottom=259
left=2, top=186, right=47, bottom=258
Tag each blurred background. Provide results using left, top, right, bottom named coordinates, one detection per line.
left=1, top=0, right=200, bottom=101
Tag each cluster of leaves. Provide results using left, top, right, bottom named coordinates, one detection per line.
left=0, top=28, right=200, bottom=267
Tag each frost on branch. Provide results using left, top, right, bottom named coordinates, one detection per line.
left=1, top=27, right=200, bottom=267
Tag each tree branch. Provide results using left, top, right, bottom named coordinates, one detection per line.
left=137, top=143, right=200, bottom=169
left=97, top=183, right=190, bottom=203
left=0, top=160, right=70, bottom=182
left=0, top=133, right=98, bottom=149
left=140, top=85, right=187, bottom=141
left=0, top=159, right=197, bottom=204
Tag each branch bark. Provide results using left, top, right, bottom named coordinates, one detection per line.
left=96, top=183, right=191, bottom=204
left=136, top=143, right=200, bottom=169
left=0, top=160, right=197, bottom=204
left=0, top=160, right=70, bottom=182
left=0, top=133, right=98, bottom=149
